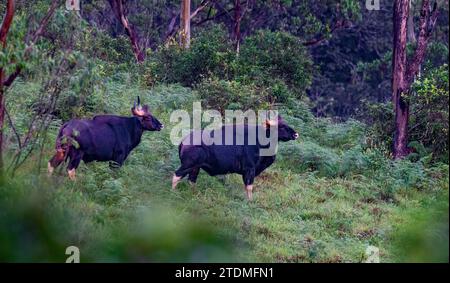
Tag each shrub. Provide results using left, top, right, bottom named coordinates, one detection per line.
left=197, top=78, right=270, bottom=113
left=322, top=119, right=366, bottom=150
left=54, top=56, right=106, bottom=120
left=279, top=99, right=315, bottom=123
left=390, top=190, right=448, bottom=262
left=236, top=30, right=313, bottom=101
left=150, top=25, right=234, bottom=86
left=356, top=100, right=394, bottom=152
left=339, top=146, right=370, bottom=176
left=278, top=141, right=341, bottom=177
left=148, top=28, right=314, bottom=108
left=0, top=178, right=236, bottom=262
left=409, top=64, right=449, bottom=162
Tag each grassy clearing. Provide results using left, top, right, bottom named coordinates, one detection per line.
left=1, top=82, right=448, bottom=263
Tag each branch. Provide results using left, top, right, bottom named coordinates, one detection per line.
left=108, top=0, right=144, bottom=62
left=406, top=0, right=438, bottom=85
left=2, top=0, right=60, bottom=86
left=165, top=12, right=179, bottom=40
left=0, top=0, right=15, bottom=47
left=302, top=19, right=351, bottom=47
left=2, top=66, right=20, bottom=87
left=30, top=0, right=59, bottom=43
left=239, top=0, right=250, bottom=21
left=193, top=1, right=247, bottom=26
left=4, top=107, right=21, bottom=149
left=165, top=1, right=217, bottom=41
left=190, top=0, right=210, bottom=20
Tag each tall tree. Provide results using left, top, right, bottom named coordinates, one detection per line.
left=180, top=0, right=191, bottom=48
left=391, top=0, right=438, bottom=159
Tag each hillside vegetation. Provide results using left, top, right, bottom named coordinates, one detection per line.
left=2, top=80, right=448, bottom=262
left=0, top=1, right=448, bottom=263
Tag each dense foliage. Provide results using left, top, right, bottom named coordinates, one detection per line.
left=0, top=0, right=448, bottom=262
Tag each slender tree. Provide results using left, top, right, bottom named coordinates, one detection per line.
left=0, top=0, right=15, bottom=175
left=233, top=0, right=241, bottom=52
left=180, top=0, right=191, bottom=48
left=108, top=0, right=145, bottom=62
left=391, top=0, right=438, bottom=159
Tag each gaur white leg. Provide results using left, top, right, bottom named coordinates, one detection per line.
left=48, top=162, right=54, bottom=175
left=68, top=168, right=76, bottom=180
left=48, top=148, right=66, bottom=176
left=172, top=174, right=182, bottom=190
left=245, top=184, right=253, bottom=201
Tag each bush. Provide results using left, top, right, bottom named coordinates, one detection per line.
left=356, top=100, right=394, bottom=152
left=148, top=28, right=314, bottom=108
left=278, top=141, right=341, bottom=177
left=279, top=99, right=315, bottom=123
left=236, top=30, right=313, bottom=101
left=197, top=78, right=270, bottom=113
left=390, top=190, right=449, bottom=262
left=54, top=56, right=106, bottom=120
left=0, top=178, right=236, bottom=262
left=409, top=64, right=449, bottom=162
left=321, top=119, right=366, bottom=150
left=150, top=25, right=234, bottom=86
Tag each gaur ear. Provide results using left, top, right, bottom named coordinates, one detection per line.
left=263, top=119, right=278, bottom=128
left=132, top=106, right=146, bottom=117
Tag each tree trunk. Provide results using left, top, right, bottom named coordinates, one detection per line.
left=233, top=0, right=242, bottom=53
left=393, top=90, right=411, bottom=158
left=180, top=0, right=191, bottom=48
left=0, top=0, right=16, bottom=176
left=391, top=0, right=439, bottom=159
left=0, top=89, right=5, bottom=176
left=392, top=0, right=410, bottom=159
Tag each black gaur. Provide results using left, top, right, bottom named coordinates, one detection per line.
left=48, top=97, right=163, bottom=179
left=172, top=115, right=298, bottom=200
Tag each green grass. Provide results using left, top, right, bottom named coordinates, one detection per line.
left=1, top=82, right=448, bottom=263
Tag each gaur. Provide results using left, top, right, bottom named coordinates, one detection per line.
left=48, top=97, right=163, bottom=179
left=172, top=115, right=298, bottom=200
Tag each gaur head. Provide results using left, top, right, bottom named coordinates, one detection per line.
left=265, top=115, right=299, bottom=142
left=131, top=96, right=164, bottom=131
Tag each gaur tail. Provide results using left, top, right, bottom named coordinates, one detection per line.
left=47, top=124, right=75, bottom=174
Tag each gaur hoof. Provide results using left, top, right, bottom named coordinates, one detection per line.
left=245, top=185, right=253, bottom=201
left=172, top=174, right=181, bottom=190
left=47, top=162, right=54, bottom=176
left=68, top=169, right=76, bottom=180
